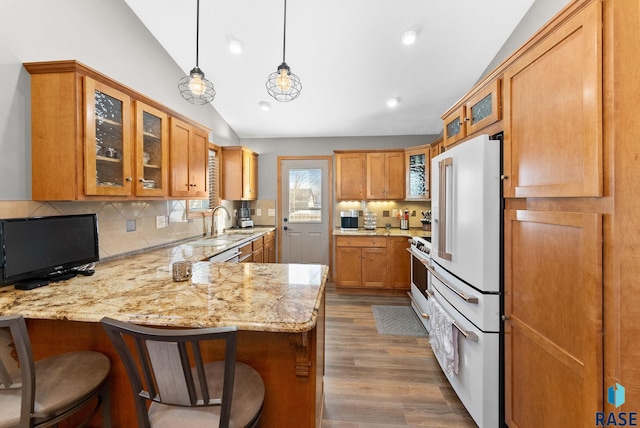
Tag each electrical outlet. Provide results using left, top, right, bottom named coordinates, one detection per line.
left=126, top=220, right=136, bottom=232
left=392, top=209, right=398, bottom=218
left=256, top=208, right=262, bottom=216
left=233, top=209, right=238, bottom=217
left=155, top=215, right=166, bottom=229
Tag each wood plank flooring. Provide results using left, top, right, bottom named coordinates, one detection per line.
left=322, top=285, right=477, bottom=427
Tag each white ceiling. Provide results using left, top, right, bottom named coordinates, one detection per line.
left=124, top=0, right=536, bottom=139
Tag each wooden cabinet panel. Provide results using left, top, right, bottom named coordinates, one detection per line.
left=361, top=248, right=387, bottom=288
left=335, top=153, right=366, bottom=200
left=366, top=152, right=404, bottom=200
left=335, top=236, right=386, bottom=248
left=170, top=118, right=208, bottom=198
left=502, top=0, right=602, bottom=198
left=221, top=146, right=258, bottom=200
left=335, top=246, right=362, bottom=287
left=252, top=247, right=264, bottom=263
left=504, top=209, right=602, bottom=427
left=264, top=231, right=276, bottom=263
left=387, top=237, right=410, bottom=289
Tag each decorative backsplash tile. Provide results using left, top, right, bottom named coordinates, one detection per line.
left=0, top=200, right=203, bottom=259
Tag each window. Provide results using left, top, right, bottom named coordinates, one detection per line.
left=288, top=168, right=321, bottom=223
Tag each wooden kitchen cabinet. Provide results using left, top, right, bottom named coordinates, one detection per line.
left=442, top=105, right=466, bottom=147
left=25, top=60, right=208, bottom=201
left=504, top=209, right=602, bottom=427
left=465, top=79, right=501, bottom=136
left=502, top=0, right=601, bottom=198
left=335, top=236, right=388, bottom=289
left=252, top=236, right=264, bottom=263
left=335, top=152, right=366, bottom=200
left=134, top=101, right=169, bottom=197
left=387, top=237, right=411, bottom=289
left=169, top=117, right=209, bottom=198
left=405, top=146, right=430, bottom=200
left=366, top=151, right=404, bottom=200
left=264, top=231, right=276, bottom=263
left=221, top=146, right=258, bottom=200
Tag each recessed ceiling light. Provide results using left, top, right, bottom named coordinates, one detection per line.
left=259, top=101, right=271, bottom=111
left=386, top=98, right=399, bottom=108
left=401, top=29, right=419, bottom=46
left=227, top=39, right=243, bottom=54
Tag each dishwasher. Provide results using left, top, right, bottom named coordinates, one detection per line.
left=209, top=247, right=240, bottom=263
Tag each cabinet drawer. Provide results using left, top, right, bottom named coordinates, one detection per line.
left=252, top=236, right=264, bottom=250
left=239, top=242, right=252, bottom=258
left=336, top=236, right=387, bottom=248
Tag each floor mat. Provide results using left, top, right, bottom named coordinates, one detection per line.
left=371, top=305, right=428, bottom=337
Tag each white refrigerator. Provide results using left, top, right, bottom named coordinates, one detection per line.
left=429, top=133, right=502, bottom=428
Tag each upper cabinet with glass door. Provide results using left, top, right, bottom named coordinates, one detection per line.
left=135, top=102, right=169, bottom=197
left=405, top=146, right=430, bottom=200
left=441, top=79, right=501, bottom=148
left=25, top=60, right=208, bottom=201
left=85, top=77, right=133, bottom=196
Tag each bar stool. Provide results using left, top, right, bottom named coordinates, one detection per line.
left=0, top=314, right=112, bottom=427
left=101, top=317, right=264, bottom=428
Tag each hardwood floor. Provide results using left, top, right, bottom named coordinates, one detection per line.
left=322, top=285, right=476, bottom=427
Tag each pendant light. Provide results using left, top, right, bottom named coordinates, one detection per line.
left=266, top=0, right=302, bottom=102
left=178, top=0, right=215, bottom=105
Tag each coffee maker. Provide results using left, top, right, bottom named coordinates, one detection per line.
left=238, top=201, right=254, bottom=228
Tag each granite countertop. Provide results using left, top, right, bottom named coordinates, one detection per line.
left=333, top=227, right=431, bottom=239
left=0, top=227, right=329, bottom=333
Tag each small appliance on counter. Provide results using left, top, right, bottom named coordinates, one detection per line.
left=340, top=210, right=359, bottom=230
left=237, top=201, right=254, bottom=228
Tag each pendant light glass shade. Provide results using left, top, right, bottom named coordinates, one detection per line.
left=179, top=0, right=215, bottom=104
left=266, top=0, right=302, bottom=102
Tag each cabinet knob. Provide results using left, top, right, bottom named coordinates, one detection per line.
left=126, top=177, right=132, bottom=182
left=500, top=175, right=509, bottom=180
left=501, top=315, right=510, bottom=321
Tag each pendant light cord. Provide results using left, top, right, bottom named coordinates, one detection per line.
left=282, top=0, right=287, bottom=63
left=195, top=0, right=201, bottom=67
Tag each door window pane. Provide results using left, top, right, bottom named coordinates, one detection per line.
left=289, top=168, right=321, bottom=223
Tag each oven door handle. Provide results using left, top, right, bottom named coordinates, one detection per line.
left=407, top=292, right=430, bottom=319
left=424, top=262, right=479, bottom=304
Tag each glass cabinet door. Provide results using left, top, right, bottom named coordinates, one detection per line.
left=405, top=148, right=430, bottom=200
left=135, top=101, right=169, bottom=196
left=84, top=77, right=132, bottom=196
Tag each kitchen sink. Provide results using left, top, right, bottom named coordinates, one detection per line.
left=189, top=236, right=246, bottom=246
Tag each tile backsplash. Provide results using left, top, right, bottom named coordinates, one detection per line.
left=0, top=200, right=204, bottom=259
left=335, top=200, right=432, bottom=229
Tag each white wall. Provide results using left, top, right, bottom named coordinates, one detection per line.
left=0, top=0, right=239, bottom=200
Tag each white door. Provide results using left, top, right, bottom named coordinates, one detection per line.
left=279, top=158, right=331, bottom=264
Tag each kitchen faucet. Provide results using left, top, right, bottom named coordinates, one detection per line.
left=210, top=205, right=231, bottom=236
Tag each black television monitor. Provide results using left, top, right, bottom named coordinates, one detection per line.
left=0, top=214, right=99, bottom=289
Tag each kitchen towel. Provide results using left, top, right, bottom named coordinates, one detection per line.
left=429, top=298, right=459, bottom=378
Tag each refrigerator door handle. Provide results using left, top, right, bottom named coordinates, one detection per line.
left=425, top=262, right=479, bottom=304
left=438, top=157, right=453, bottom=261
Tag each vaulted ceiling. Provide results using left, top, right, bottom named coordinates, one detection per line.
left=125, top=0, right=538, bottom=138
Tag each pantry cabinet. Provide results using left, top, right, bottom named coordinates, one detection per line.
left=366, top=152, right=404, bottom=200
left=502, top=1, right=601, bottom=198
left=221, top=146, right=258, bottom=201
left=170, top=117, right=208, bottom=198
left=25, top=60, right=209, bottom=201
left=335, top=152, right=366, bottom=200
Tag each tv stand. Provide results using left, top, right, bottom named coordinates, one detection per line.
left=14, top=271, right=78, bottom=291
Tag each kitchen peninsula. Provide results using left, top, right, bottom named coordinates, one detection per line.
left=0, top=233, right=328, bottom=428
